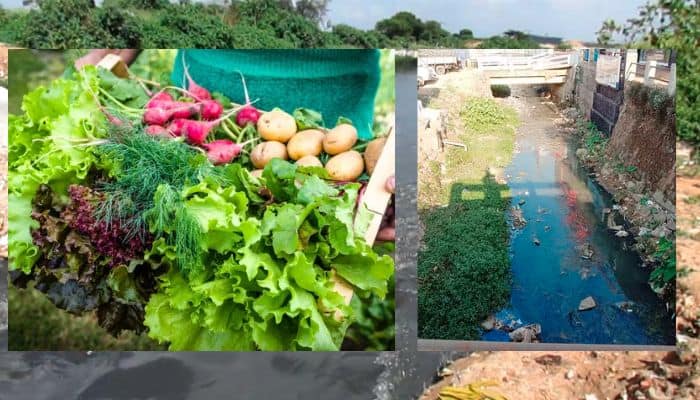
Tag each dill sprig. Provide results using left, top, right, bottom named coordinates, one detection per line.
left=94, top=126, right=224, bottom=274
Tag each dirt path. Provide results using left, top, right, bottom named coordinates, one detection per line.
left=677, top=176, right=700, bottom=340
left=420, top=174, right=700, bottom=399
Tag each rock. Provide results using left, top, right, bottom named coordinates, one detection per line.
left=580, top=243, right=594, bottom=260
left=534, top=354, right=562, bottom=366
left=509, top=324, right=541, bottom=343
left=636, top=206, right=652, bottom=218
left=653, top=212, right=667, bottom=225
left=615, top=301, right=635, bottom=312
left=602, top=207, right=611, bottom=214
left=585, top=394, right=599, bottom=400
left=481, top=315, right=496, bottom=331
left=563, top=107, right=578, bottom=120
left=615, top=230, right=629, bottom=237
left=651, top=226, right=669, bottom=238
left=565, top=369, right=575, bottom=380
left=576, top=148, right=588, bottom=159
left=639, top=227, right=651, bottom=236
left=607, top=213, right=624, bottom=231
left=666, top=219, right=676, bottom=231
left=662, top=201, right=675, bottom=213
left=511, top=207, right=527, bottom=228
left=533, top=237, right=541, bottom=246
left=579, top=296, right=596, bottom=311
left=652, top=191, right=666, bottom=206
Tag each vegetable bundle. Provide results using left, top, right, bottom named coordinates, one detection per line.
left=8, top=60, right=394, bottom=351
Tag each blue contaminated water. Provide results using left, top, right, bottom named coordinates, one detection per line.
left=482, top=99, right=674, bottom=345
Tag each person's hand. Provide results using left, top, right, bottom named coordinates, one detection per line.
left=375, top=175, right=395, bottom=242
left=74, top=49, right=140, bottom=69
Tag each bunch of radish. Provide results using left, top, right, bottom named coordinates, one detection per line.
left=141, top=58, right=261, bottom=166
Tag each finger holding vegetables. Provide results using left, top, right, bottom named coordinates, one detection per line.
left=325, top=150, right=364, bottom=181
left=257, top=109, right=297, bottom=143
left=323, top=123, right=358, bottom=155
left=287, top=129, right=324, bottom=160
left=251, top=140, right=288, bottom=168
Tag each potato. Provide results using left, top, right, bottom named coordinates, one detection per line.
left=257, top=110, right=297, bottom=143
left=363, top=137, right=387, bottom=175
left=325, top=150, right=364, bottom=181
left=323, top=124, right=357, bottom=155
left=251, top=141, right=288, bottom=169
left=250, top=169, right=264, bottom=178
left=296, top=155, right=323, bottom=168
left=287, top=129, right=324, bottom=160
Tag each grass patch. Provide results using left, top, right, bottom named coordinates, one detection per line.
left=418, top=175, right=512, bottom=340
left=460, top=97, right=518, bottom=133
left=9, top=286, right=164, bottom=350
left=418, top=90, right=517, bottom=340
left=684, top=196, right=700, bottom=205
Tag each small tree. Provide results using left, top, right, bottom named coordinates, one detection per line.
left=596, top=18, right=620, bottom=45
left=601, top=0, right=699, bottom=143
left=455, top=28, right=473, bottom=40
left=375, top=11, right=423, bottom=41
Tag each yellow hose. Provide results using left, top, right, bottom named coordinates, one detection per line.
left=438, top=381, right=508, bottom=400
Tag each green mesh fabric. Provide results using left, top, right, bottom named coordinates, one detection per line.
left=171, top=49, right=381, bottom=139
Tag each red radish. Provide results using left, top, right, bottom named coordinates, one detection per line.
left=143, top=108, right=173, bottom=126
left=201, top=100, right=223, bottom=120
left=234, top=72, right=260, bottom=126
left=236, top=105, right=261, bottom=127
left=147, top=91, right=174, bottom=108
left=181, top=108, right=240, bottom=145
left=181, top=120, right=213, bottom=145
left=144, top=102, right=198, bottom=127
left=103, top=110, right=124, bottom=126
left=168, top=118, right=188, bottom=137
left=145, top=99, right=173, bottom=111
left=202, top=139, right=243, bottom=165
left=170, top=102, right=200, bottom=119
left=146, top=125, right=172, bottom=138
left=182, top=53, right=211, bottom=101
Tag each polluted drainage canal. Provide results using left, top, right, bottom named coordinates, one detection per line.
left=482, top=96, right=674, bottom=345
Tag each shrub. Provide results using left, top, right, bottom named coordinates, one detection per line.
left=478, top=35, right=540, bottom=49
left=332, top=24, right=382, bottom=48
left=490, top=84, right=511, bottom=98
left=19, top=0, right=142, bottom=48
left=649, top=237, right=675, bottom=293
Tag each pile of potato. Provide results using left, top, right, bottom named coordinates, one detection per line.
left=250, top=109, right=386, bottom=181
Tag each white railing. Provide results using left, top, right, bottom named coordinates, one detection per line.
left=476, top=52, right=574, bottom=71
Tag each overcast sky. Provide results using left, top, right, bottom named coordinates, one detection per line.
left=1, top=0, right=646, bottom=41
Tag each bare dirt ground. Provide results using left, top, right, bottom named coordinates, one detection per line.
left=420, top=174, right=700, bottom=400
